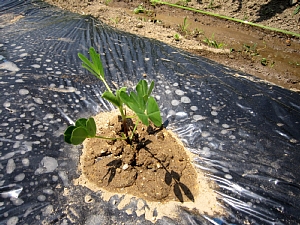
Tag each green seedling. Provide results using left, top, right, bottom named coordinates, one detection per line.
left=208, top=0, right=214, bottom=9
left=260, top=58, right=275, bottom=67
left=174, top=33, right=180, bottom=41
left=134, top=4, right=145, bottom=14
left=64, top=47, right=162, bottom=145
left=110, top=17, right=121, bottom=25
left=293, top=5, right=300, bottom=15
left=175, top=0, right=191, bottom=6
left=289, top=61, right=300, bottom=66
left=203, top=34, right=225, bottom=48
left=191, top=28, right=203, bottom=37
left=179, top=17, right=189, bottom=35
left=207, top=0, right=220, bottom=9
left=243, top=43, right=259, bottom=56
left=104, top=0, right=112, bottom=6
left=260, top=58, right=268, bottom=66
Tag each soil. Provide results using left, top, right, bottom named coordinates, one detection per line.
left=75, top=110, right=223, bottom=221
left=44, top=0, right=300, bottom=91
left=81, top=110, right=198, bottom=202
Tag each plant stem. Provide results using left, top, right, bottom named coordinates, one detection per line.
left=94, top=135, right=125, bottom=140
left=118, top=106, right=129, bottom=138
left=130, top=119, right=140, bottom=140
left=101, top=77, right=113, bottom=93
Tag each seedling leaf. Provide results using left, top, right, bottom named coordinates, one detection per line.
left=131, top=92, right=146, bottom=111
left=119, top=92, right=135, bottom=110
left=86, top=117, right=96, bottom=137
left=78, top=53, right=100, bottom=79
left=89, top=47, right=105, bottom=79
left=136, top=113, right=149, bottom=126
left=147, top=96, right=162, bottom=127
left=64, top=126, right=76, bottom=144
left=71, top=127, right=88, bottom=145
left=148, top=81, right=154, bottom=97
left=78, top=47, right=105, bottom=80
left=136, top=80, right=147, bottom=95
left=102, top=91, right=121, bottom=107
left=76, top=118, right=88, bottom=127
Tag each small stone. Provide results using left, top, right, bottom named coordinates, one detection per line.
left=122, top=164, right=129, bottom=170
left=84, top=195, right=94, bottom=203
left=136, top=23, right=143, bottom=28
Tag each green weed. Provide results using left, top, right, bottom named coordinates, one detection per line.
left=110, top=17, right=120, bottom=25
left=243, top=43, right=259, bottom=56
left=174, top=33, right=180, bottom=41
left=104, top=0, right=112, bottom=6
left=175, top=0, right=191, bottom=6
left=134, top=4, right=145, bottom=14
left=203, top=34, right=225, bottom=48
left=293, top=5, right=300, bottom=15
left=179, top=17, right=189, bottom=35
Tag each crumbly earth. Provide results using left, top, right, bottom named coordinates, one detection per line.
left=44, top=0, right=300, bottom=91
left=81, top=111, right=198, bottom=202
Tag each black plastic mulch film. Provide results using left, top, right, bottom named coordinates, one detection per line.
left=0, top=1, right=299, bottom=224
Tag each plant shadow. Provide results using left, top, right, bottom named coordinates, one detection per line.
left=144, top=146, right=195, bottom=203
left=104, top=159, right=122, bottom=184
left=165, top=170, right=195, bottom=202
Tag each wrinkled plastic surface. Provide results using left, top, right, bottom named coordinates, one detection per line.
left=1, top=1, right=300, bottom=224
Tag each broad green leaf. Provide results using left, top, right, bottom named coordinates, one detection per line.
left=64, top=126, right=76, bottom=144
left=86, top=117, right=96, bottom=137
left=136, top=80, right=147, bottom=96
left=136, top=112, right=149, bottom=126
left=148, top=81, right=154, bottom=97
left=71, top=127, right=88, bottom=145
left=119, top=91, right=135, bottom=109
left=116, top=87, right=127, bottom=104
left=147, top=97, right=162, bottom=127
left=102, top=91, right=121, bottom=107
left=119, top=87, right=127, bottom=92
left=130, top=92, right=145, bottom=111
left=75, top=118, right=88, bottom=128
left=119, top=91, right=144, bottom=115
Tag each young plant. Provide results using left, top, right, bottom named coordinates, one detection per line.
left=175, top=0, right=191, bottom=6
left=203, top=34, right=225, bottom=49
left=134, top=4, right=145, bottom=14
left=104, top=0, right=112, bottom=6
left=174, top=33, right=180, bottom=41
left=243, top=43, right=259, bottom=56
left=64, top=47, right=162, bottom=145
left=293, top=5, right=300, bottom=15
left=110, top=17, right=121, bottom=25
left=208, top=0, right=214, bottom=9
left=179, top=17, right=189, bottom=35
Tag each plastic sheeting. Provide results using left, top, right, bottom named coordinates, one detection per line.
left=0, top=1, right=300, bottom=224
